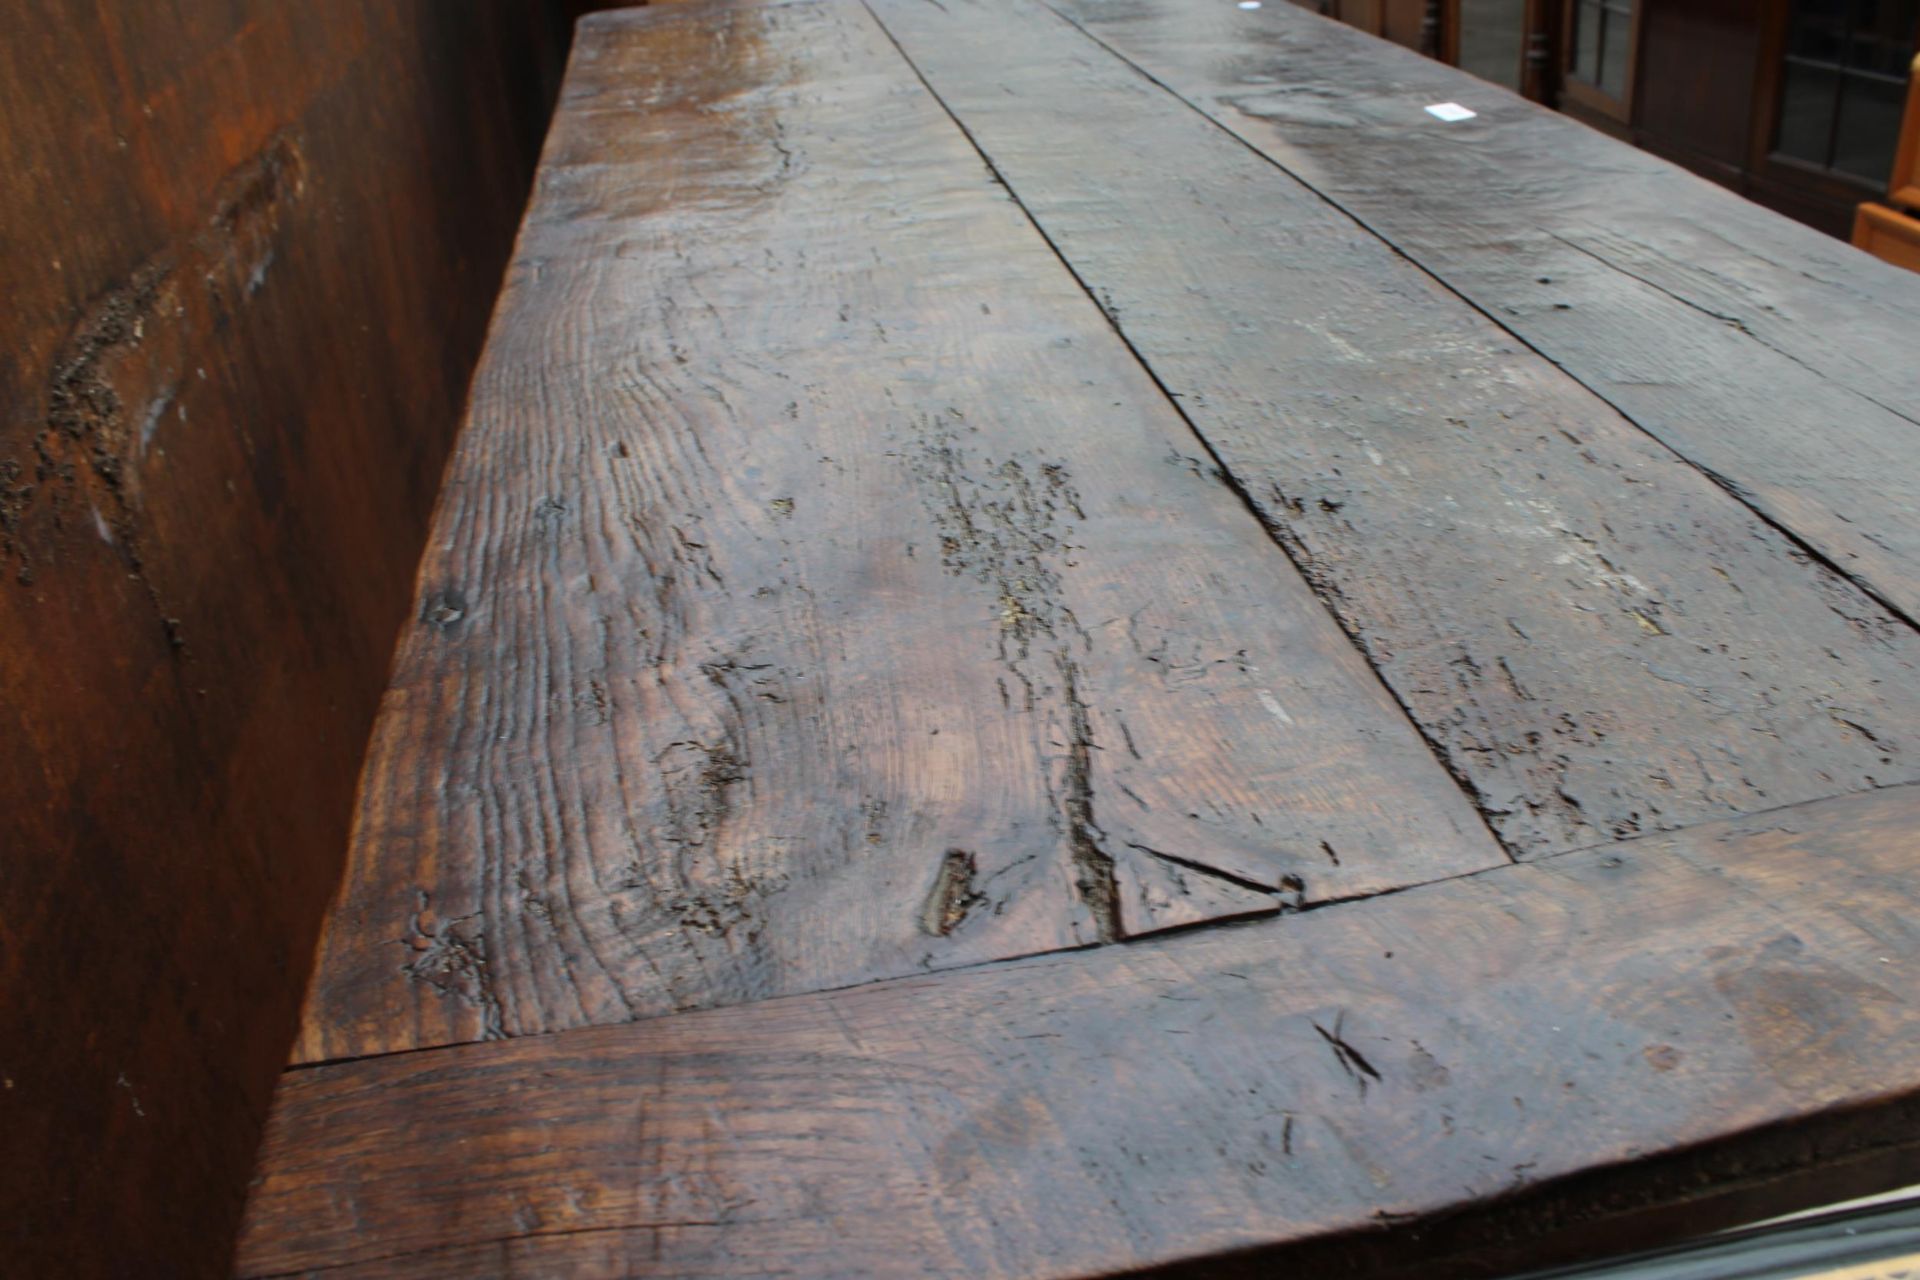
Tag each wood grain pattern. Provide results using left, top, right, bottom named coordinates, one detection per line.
left=241, top=782, right=1920, bottom=1279
left=0, top=5, right=562, bottom=1275
left=1888, top=54, right=1920, bottom=214
left=293, top=0, right=1502, bottom=1064
left=1857, top=202, right=1920, bottom=274
left=1041, top=0, right=1920, bottom=622
left=865, top=0, right=1920, bottom=857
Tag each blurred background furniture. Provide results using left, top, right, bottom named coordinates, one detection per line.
left=1298, top=0, right=1920, bottom=240
left=1853, top=51, right=1920, bottom=267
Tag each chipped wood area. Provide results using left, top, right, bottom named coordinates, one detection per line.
left=248, top=0, right=1920, bottom=1275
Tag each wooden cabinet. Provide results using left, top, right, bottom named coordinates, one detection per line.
left=1559, top=0, right=1640, bottom=124
left=1633, top=0, right=1763, bottom=181
left=1291, top=0, right=1442, bottom=54
left=1611, top=0, right=1917, bottom=235
left=1445, top=0, right=1559, bottom=100
left=1752, top=0, right=1918, bottom=236
left=1318, top=0, right=1920, bottom=242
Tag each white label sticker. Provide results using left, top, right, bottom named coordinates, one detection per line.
left=1238, top=2, right=1262, bottom=9
left=1424, top=102, right=1477, bottom=122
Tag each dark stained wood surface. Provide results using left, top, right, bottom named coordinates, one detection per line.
left=866, top=0, right=1920, bottom=857
left=0, top=5, right=564, bottom=1275
left=240, top=0, right=1920, bottom=1273
left=1042, top=0, right=1920, bottom=622
left=239, top=783, right=1920, bottom=1279
left=292, top=0, right=1503, bottom=1065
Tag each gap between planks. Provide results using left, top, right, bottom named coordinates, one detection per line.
left=859, top=0, right=1525, bottom=857
left=1010, top=0, right=1920, bottom=637
left=295, top=0, right=1512, bottom=1059
left=300, top=0, right=1920, bottom=1062
left=856, top=0, right=1920, bottom=857
left=239, top=780, right=1920, bottom=1279
left=278, top=778, right=1907, bottom=1077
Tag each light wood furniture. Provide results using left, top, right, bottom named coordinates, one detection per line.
left=1857, top=200, right=1920, bottom=270
left=1854, top=52, right=1920, bottom=270
left=1892, top=50, right=1920, bottom=211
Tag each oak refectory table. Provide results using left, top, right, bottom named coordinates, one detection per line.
left=235, top=0, right=1920, bottom=1275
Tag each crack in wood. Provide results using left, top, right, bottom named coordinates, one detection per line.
left=1312, top=1011, right=1382, bottom=1096
left=1058, top=652, right=1120, bottom=943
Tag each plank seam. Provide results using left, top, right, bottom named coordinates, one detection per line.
left=243, top=780, right=1920, bottom=1278
left=1542, top=228, right=1920, bottom=438
left=279, top=779, right=1919, bottom=1077
left=1027, top=0, right=1920, bottom=637
left=857, top=0, right=1519, bottom=860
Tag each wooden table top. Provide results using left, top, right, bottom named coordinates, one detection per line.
left=239, top=1, right=1920, bottom=1275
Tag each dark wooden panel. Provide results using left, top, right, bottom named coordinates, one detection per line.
left=1046, top=0, right=1920, bottom=623
left=1313, top=0, right=1433, bottom=50
left=239, top=783, right=1920, bottom=1279
left=865, top=0, right=1920, bottom=857
left=1746, top=170, right=1864, bottom=240
left=1633, top=0, right=1762, bottom=170
left=291, top=0, right=1502, bottom=1065
left=1382, top=0, right=1433, bottom=50
left=0, top=4, right=562, bottom=1275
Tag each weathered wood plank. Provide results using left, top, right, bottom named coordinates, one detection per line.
left=1042, top=0, right=1920, bottom=620
left=240, top=783, right=1920, bottom=1279
left=292, top=0, right=1501, bottom=1064
left=862, top=0, right=1920, bottom=857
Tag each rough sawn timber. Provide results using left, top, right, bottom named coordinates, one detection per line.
left=240, top=783, right=1920, bottom=1279
left=292, top=0, right=1502, bottom=1064
left=864, top=0, right=1920, bottom=858
left=1045, top=0, right=1920, bottom=623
